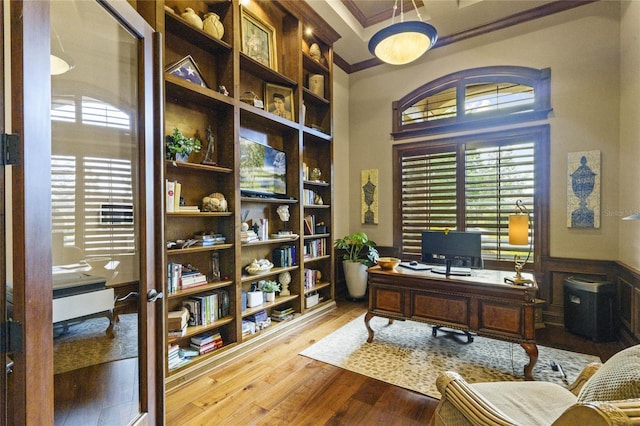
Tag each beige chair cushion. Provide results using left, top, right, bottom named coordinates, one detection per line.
left=577, top=344, right=640, bottom=403
left=471, top=381, right=577, bottom=426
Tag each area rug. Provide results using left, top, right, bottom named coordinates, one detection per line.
left=300, top=314, right=600, bottom=398
left=54, top=313, right=138, bottom=374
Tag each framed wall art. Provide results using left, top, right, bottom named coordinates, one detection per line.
left=264, top=83, right=294, bottom=121
left=240, top=7, right=277, bottom=71
left=567, top=150, right=601, bottom=228
left=361, top=169, right=379, bottom=225
left=165, top=55, right=208, bottom=88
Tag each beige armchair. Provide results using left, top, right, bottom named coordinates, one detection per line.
left=433, top=344, right=640, bottom=425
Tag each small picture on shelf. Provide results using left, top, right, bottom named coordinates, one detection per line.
left=240, top=6, right=277, bottom=71
left=265, top=83, right=294, bottom=121
left=165, top=55, right=208, bottom=88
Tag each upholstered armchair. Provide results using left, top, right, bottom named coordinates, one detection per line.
left=433, top=344, right=640, bottom=425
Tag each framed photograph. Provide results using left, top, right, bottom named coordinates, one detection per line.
left=264, top=83, right=294, bottom=121
left=240, top=6, right=277, bottom=71
left=165, top=55, right=208, bottom=88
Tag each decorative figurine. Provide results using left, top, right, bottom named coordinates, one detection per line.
left=202, top=126, right=216, bottom=165
left=278, top=271, right=291, bottom=296
left=310, top=167, right=322, bottom=181
left=202, top=192, right=228, bottom=212
left=309, top=43, right=322, bottom=62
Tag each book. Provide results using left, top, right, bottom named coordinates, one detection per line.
left=173, top=181, right=181, bottom=212
left=168, top=307, right=189, bottom=330
left=165, top=180, right=175, bottom=213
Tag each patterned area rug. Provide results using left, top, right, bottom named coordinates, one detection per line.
left=54, top=313, right=138, bottom=374
left=300, top=314, right=600, bottom=398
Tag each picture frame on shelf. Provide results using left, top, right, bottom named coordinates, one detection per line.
left=265, top=82, right=294, bottom=121
left=240, top=6, right=277, bottom=71
left=165, top=55, right=208, bottom=88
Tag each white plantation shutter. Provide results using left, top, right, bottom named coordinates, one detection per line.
left=51, top=155, right=135, bottom=259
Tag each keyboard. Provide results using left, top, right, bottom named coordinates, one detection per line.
left=431, top=266, right=472, bottom=276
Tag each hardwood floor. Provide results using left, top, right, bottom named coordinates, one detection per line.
left=54, top=298, right=627, bottom=425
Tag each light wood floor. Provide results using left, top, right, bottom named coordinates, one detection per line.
left=55, top=298, right=627, bottom=425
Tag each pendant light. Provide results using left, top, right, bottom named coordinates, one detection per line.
left=368, top=0, right=438, bottom=65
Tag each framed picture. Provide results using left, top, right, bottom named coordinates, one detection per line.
left=240, top=6, right=277, bottom=71
left=264, top=83, right=294, bottom=121
left=165, top=55, right=208, bottom=88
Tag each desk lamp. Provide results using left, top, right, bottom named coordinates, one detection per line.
left=505, top=200, right=534, bottom=285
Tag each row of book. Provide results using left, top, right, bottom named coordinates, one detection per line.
left=165, top=180, right=201, bottom=213
left=304, top=268, right=322, bottom=290
left=302, top=189, right=319, bottom=206
left=303, top=238, right=328, bottom=259
left=271, top=306, right=295, bottom=322
left=272, top=245, right=296, bottom=267
left=182, top=290, right=230, bottom=327
left=168, top=344, right=192, bottom=370
left=167, top=262, right=208, bottom=294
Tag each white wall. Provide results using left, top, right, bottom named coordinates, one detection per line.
left=618, top=0, right=640, bottom=269
left=339, top=1, right=623, bottom=261
left=332, top=66, right=350, bottom=242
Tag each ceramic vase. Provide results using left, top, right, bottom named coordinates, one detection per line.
left=181, top=8, right=203, bottom=30
left=265, top=292, right=275, bottom=302
left=203, top=13, right=224, bottom=39
left=342, top=261, right=368, bottom=299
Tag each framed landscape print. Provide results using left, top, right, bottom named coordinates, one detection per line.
left=165, top=55, right=208, bottom=88
left=240, top=6, right=277, bottom=71
left=264, top=83, right=294, bottom=121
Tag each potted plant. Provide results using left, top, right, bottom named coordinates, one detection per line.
left=165, top=127, right=202, bottom=162
left=261, top=280, right=281, bottom=302
left=334, top=232, right=379, bottom=299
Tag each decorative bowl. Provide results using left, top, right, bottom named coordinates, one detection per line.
left=377, top=257, right=401, bottom=270
left=245, top=259, right=274, bottom=275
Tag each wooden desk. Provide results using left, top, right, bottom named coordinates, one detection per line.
left=366, top=266, right=539, bottom=380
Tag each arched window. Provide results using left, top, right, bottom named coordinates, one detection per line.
left=393, top=66, right=552, bottom=271
left=392, top=66, right=551, bottom=138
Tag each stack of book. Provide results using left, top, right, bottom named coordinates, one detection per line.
left=195, top=233, right=226, bottom=246
left=271, top=307, right=295, bottom=322
left=246, top=309, right=271, bottom=331
left=178, top=205, right=200, bottom=212
left=168, top=344, right=191, bottom=370
left=181, top=268, right=208, bottom=289
left=167, top=307, right=189, bottom=338
left=241, top=229, right=259, bottom=243
left=189, top=331, right=223, bottom=355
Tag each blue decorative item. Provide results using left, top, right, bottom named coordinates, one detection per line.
left=567, top=151, right=600, bottom=228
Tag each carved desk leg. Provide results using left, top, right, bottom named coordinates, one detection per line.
left=365, top=312, right=375, bottom=343
left=521, top=342, right=538, bottom=380
left=105, top=310, right=115, bottom=339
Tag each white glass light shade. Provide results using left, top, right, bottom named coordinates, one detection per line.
left=508, top=214, right=529, bottom=245
left=51, top=54, right=73, bottom=76
left=368, top=21, right=437, bottom=65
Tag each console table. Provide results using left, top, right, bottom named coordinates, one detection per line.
left=365, top=266, right=539, bottom=380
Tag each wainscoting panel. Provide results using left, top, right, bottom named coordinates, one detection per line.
left=539, top=257, right=616, bottom=326
left=616, top=263, right=640, bottom=344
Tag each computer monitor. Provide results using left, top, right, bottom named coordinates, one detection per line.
left=421, top=230, right=483, bottom=270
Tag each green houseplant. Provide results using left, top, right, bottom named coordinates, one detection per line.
left=165, top=128, right=202, bottom=161
left=334, top=232, right=379, bottom=299
left=261, top=280, right=281, bottom=302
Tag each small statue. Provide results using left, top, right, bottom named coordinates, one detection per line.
left=278, top=271, right=291, bottom=296
left=310, top=167, right=322, bottom=181
left=309, top=43, right=322, bottom=62
left=202, top=126, right=216, bottom=165
left=203, top=12, right=224, bottom=39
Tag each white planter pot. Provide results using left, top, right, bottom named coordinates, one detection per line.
left=265, top=292, right=275, bottom=302
left=342, top=260, right=369, bottom=299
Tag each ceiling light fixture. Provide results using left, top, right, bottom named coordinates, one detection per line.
left=368, top=0, right=437, bottom=65
left=51, top=26, right=74, bottom=76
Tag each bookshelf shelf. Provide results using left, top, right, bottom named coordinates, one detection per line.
left=168, top=316, right=235, bottom=344
left=240, top=294, right=299, bottom=318
left=304, top=281, right=331, bottom=295
left=240, top=266, right=299, bottom=284
left=166, top=244, right=233, bottom=255
left=167, top=280, right=234, bottom=300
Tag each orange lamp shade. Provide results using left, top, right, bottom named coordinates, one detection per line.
left=508, top=214, right=529, bottom=245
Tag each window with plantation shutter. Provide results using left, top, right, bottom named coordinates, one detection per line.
left=51, top=155, right=135, bottom=260
left=393, top=67, right=551, bottom=270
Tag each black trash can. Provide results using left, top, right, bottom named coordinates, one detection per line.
left=564, top=276, right=617, bottom=342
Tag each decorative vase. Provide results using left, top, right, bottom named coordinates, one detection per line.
left=265, top=292, right=275, bottom=302
left=175, top=152, right=189, bottom=162
left=181, top=8, right=203, bottom=30
left=202, top=13, right=224, bottom=39
left=342, top=260, right=369, bottom=299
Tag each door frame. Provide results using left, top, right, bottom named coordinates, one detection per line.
left=7, top=1, right=163, bottom=423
